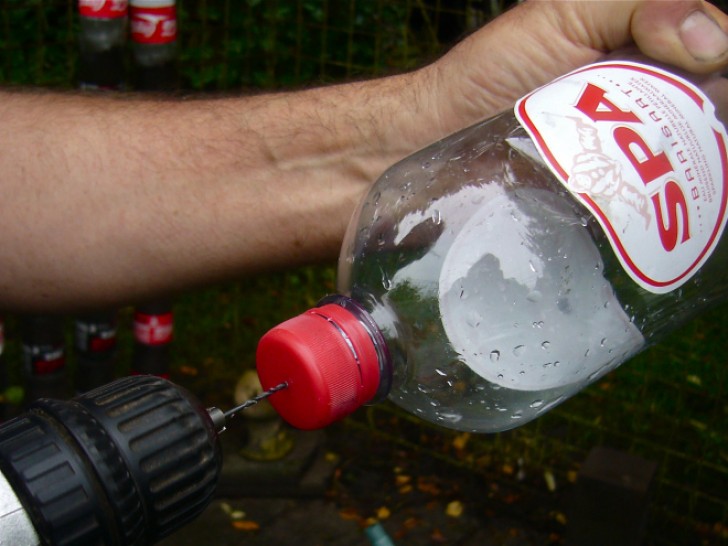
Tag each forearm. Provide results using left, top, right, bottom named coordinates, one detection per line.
left=0, top=73, right=430, bottom=312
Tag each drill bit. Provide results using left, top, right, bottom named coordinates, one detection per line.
left=223, top=382, right=288, bottom=419
left=207, top=382, right=288, bottom=433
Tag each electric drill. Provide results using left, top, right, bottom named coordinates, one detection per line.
left=0, top=374, right=242, bottom=546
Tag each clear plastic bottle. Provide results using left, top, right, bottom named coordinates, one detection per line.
left=256, top=57, right=728, bottom=433
left=77, top=0, right=128, bottom=90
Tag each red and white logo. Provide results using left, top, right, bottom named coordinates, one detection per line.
left=134, top=312, right=174, bottom=345
left=79, top=0, right=128, bottom=18
left=516, top=61, right=728, bottom=294
left=130, top=1, right=177, bottom=44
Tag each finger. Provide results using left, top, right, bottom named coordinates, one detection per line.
left=630, top=0, right=728, bottom=73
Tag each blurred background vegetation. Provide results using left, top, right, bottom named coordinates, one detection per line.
left=1, top=1, right=727, bottom=544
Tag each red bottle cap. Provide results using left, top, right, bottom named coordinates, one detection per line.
left=256, top=303, right=381, bottom=430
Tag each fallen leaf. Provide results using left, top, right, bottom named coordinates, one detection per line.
left=452, top=432, right=470, bottom=450
left=376, top=506, right=391, bottom=520
left=544, top=470, right=557, bottom=492
left=417, top=478, right=442, bottom=496
left=339, top=508, right=361, bottom=521
left=551, top=511, right=568, bottom=526
left=232, top=520, right=260, bottom=531
left=445, top=500, right=464, bottom=518
left=686, top=374, right=702, bottom=386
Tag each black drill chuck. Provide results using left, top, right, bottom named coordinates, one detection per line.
left=0, top=375, right=222, bottom=546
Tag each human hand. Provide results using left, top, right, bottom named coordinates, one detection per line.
left=420, top=0, right=728, bottom=137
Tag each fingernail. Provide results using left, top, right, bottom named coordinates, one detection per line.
left=679, top=10, right=728, bottom=61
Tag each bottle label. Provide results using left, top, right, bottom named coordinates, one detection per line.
left=515, top=61, right=728, bottom=294
left=130, top=3, right=177, bottom=44
left=79, top=0, right=128, bottom=18
left=75, top=321, right=118, bottom=353
left=23, top=344, right=66, bottom=375
left=134, top=311, right=173, bottom=345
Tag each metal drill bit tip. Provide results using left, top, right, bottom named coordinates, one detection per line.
left=223, top=382, right=288, bottom=419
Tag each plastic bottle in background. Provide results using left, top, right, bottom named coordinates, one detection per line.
left=21, top=316, right=70, bottom=403
left=74, top=311, right=118, bottom=393
left=131, top=301, right=173, bottom=378
left=129, top=0, right=178, bottom=91
left=0, top=317, right=6, bottom=418
left=256, top=56, right=728, bottom=433
left=77, top=0, right=128, bottom=90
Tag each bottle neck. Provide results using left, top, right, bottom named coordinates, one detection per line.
left=316, top=294, right=393, bottom=404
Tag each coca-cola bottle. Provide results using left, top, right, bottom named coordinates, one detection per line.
left=131, top=301, right=173, bottom=378
left=255, top=55, right=728, bottom=433
left=74, top=311, right=118, bottom=392
left=129, top=0, right=178, bottom=91
left=21, top=316, right=70, bottom=403
left=77, top=0, right=128, bottom=90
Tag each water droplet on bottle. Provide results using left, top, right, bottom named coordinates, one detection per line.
left=422, top=161, right=431, bottom=169
left=372, top=191, right=381, bottom=205
left=530, top=400, right=544, bottom=408
left=528, top=261, right=536, bottom=273
left=510, top=411, right=523, bottom=420
left=497, top=374, right=504, bottom=380
left=466, top=310, right=482, bottom=328
left=431, top=209, right=442, bottom=225
left=513, top=345, right=525, bottom=357
left=438, top=411, right=463, bottom=424
left=600, top=337, right=607, bottom=347
left=381, top=270, right=392, bottom=290
left=489, top=350, right=500, bottom=362
left=526, top=290, right=542, bottom=303
left=541, top=341, right=550, bottom=350
left=435, top=368, right=447, bottom=377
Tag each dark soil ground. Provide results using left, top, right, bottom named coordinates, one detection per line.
left=158, top=415, right=565, bottom=546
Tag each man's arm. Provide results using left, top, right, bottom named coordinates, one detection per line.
left=0, top=76, right=426, bottom=310
left=0, top=0, right=726, bottom=312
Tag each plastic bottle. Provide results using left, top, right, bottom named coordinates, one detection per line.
left=131, top=301, right=173, bottom=378
left=256, top=56, right=728, bottom=433
left=21, top=316, right=70, bottom=403
left=77, top=0, right=128, bottom=90
left=129, top=0, right=178, bottom=91
left=74, top=311, right=118, bottom=392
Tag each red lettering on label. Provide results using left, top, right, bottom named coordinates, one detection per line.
left=613, top=126, right=674, bottom=185
left=651, top=180, right=691, bottom=251
left=575, top=83, right=641, bottom=123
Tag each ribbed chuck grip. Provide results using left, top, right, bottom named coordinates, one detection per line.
left=0, top=375, right=222, bottom=546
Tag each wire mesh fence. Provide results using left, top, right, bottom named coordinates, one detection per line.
left=1, top=1, right=727, bottom=545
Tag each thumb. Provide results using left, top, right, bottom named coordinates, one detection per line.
left=630, top=0, right=728, bottom=73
